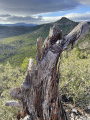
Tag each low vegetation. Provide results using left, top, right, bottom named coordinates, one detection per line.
left=59, top=47, right=90, bottom=108
left=0, top=63, right=25, bottom=120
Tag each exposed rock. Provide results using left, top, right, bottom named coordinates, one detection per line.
left=84, top=106, right=90, bottom=114
left=64, top=103, right=90, bottom=120
left=72, top=108, right=78, bottom=115
left=5, top=101, right=21, bottom=108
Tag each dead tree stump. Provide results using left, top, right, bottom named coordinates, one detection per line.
left=6, top=22, right=89, bottom=120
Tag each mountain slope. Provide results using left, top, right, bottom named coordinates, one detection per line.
left=0, top=17, right=88, bottom=66
left=0, top=25, right=42, bottom=39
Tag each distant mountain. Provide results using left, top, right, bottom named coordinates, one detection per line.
left=56, top=17, right=78, bottom=25
left=0, top=17, right=89, bottom=39
left=0, top=25, right=42, bottom=39
left=0, top=23, right=37, bottom=27
left=0, top=17, right=89, bottom=66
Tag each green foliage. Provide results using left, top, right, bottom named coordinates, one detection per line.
left=21, top=57, right=29, bottom=71
left=59, top=48, right=90, bottom=108
left=79, top=51, right=88, bottom=59
left=0, top=63, right=25, bottom=120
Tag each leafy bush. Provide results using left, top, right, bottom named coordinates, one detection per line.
left=59, top=48, right=90, bottom=108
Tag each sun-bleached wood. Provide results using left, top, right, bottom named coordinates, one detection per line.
left=37, top=37, right=42, bottom=63
left=63, top=21, right=89, bottom=50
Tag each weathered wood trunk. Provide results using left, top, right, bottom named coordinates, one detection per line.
left=6, top=22, right=89, bottom=120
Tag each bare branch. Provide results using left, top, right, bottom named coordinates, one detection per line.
left=62, top=21, right=89, bottom=50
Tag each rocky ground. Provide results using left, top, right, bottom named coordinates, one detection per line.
left=20, top=104, right=90, bottom=120
left=63, top=103, right=90, bottom=120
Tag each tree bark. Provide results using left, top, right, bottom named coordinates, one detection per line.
left=7, top=21, right=89, bottom=120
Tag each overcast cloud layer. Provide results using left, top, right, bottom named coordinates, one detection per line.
left=0, top=0, right=79, bottom=15
left=0, top=0, right=90, bottom=24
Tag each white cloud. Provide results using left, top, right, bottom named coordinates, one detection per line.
left=0, top=12, right=90, bottom=24
left=64, top=12, right=90, bottom=21
left=42, top=12, right=90, bottom=23
left=43, top=16, right=62, bottom=23
left=0, top=14, right=43, bottom=24
left=79, top=0, right=90, bottom=5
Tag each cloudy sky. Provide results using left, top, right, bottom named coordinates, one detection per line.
left=0, top=0, right=90, bottom=24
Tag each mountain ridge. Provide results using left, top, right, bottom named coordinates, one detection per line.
left=0, top=17, right=78, bottom=39
left=0, top=17, right=90, bottom=39
left=0, top=17, right=89, bottom=66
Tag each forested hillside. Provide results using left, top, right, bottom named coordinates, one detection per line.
left=0, top=25, right=42, bottom=39
left=0, top=17, right=78, bottom=66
